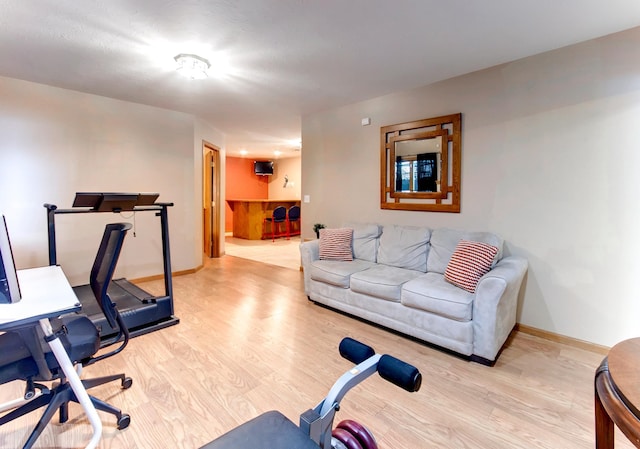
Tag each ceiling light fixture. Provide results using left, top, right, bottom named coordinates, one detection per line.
left=174, top=53, right=210, bottom=80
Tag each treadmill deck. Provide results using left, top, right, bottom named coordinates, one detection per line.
left=73, top=278, right=179, bottom=339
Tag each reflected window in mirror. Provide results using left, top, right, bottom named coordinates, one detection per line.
left=394, top=137, right=442, bottom=193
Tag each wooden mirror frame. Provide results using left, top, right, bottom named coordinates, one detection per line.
left=380, top=113, right=461, bottom=212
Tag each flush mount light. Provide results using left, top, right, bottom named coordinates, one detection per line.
left=174, top=53, right=210, bottom=79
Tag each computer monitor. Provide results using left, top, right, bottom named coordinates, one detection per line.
left=0, top=214, right=21, bottom=303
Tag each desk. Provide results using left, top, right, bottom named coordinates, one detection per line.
left=227, top=199, right=300, bottom=240
left=0, top=266, right=102, bottom=449
left=595, top=338, right=640, bottom=448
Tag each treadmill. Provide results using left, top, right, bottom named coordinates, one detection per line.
left=44, top=192, right=179, bottom=339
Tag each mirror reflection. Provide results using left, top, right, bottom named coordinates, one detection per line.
left=394, top=137, right=442, bottom=193
left=380, top=113, right=461, bottom=213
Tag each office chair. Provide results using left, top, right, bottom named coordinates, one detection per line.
left=0, top=222, right=133, bottom=449
left=287, top=205, right=300, bottom=237
left=263, top=206, right=287, bottom=241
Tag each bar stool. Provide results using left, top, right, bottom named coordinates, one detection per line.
left=287, top=206, right=300, bottom=237
left=262, top=206, right=287, bottom=241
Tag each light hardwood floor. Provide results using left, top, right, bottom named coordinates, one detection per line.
left=0, top=255, right=633, bottom=449
left=224, top=235, right=301, bottom=271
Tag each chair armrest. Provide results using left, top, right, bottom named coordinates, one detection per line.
left=472, top=256, right=528, bottom=362
left=299, top=240, right=320, bottom=296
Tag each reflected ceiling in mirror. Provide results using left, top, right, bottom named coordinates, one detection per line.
left=380, top=113, right=461, bottom=212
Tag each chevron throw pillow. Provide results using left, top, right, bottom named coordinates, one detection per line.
left=444, top=240, right=499, bottom=293
left=319, top=228, right=354, bottom=261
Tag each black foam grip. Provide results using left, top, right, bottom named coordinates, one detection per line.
left=377, top=354, right=422, bottom=392
left=339, top=337, right=375, bottom=365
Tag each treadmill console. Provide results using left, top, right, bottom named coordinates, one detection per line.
left=72, top=192, right=160, bottom=212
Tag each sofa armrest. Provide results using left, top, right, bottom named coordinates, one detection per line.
left=472, top=256, right=528, bottom=362
left=300, top=239, right=320, bottom=264
left=300, top=240, right=320, bottom=296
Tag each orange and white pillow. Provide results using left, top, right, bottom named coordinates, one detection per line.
left=319, top=228, right=354, bottom=261
left=444, top=240, right=498, bottom=293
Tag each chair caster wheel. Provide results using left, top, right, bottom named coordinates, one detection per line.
left=117, top=413, right=131, bottom=430
left=122, top=377, right=133, bottom=389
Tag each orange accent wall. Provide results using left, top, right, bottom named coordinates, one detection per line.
left=225, top=157, right=269, bottom=232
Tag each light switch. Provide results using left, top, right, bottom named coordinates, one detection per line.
left=303, top=195, right=310, bottom=203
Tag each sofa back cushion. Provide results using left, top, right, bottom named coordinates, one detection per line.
left=377, top=225, right=431, bottom=272
left=343, top=222, right=381, bottom=262
left=427, top=228, right=503, bottom=274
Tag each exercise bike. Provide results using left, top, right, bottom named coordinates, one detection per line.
left=201, top=337, right=422, bottom=449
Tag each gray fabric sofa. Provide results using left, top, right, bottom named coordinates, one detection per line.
left=299, top=223, right=528, bottom=365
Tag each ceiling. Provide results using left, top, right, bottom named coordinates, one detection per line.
left=2, top=1, right=640, bottom=160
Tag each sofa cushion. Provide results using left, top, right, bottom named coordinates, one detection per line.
left=350, top=265, right=423, bottom=302
left=309, top=259, right=376, bottom=288
left=343, top=222, right=381, bottom=262
left=319, top=228, right=353, bottom=261
left=377, top=225, right=431, bottom=272
left=444, top=240, right=499, bottom=293
left=427, top=228, right=503, bottom=275
left=401, top=272, right=474, bottom=321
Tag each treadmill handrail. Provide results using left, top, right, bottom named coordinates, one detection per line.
left=45, top=204, right=174, bottom=214
left=43, top=202, right=174, bottom=303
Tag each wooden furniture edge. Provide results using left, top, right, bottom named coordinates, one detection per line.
left=595, top=347, right=640, bottom=448
left=515, top=323, right=609, bottom=355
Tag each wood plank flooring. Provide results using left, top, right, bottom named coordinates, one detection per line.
left=224, top=235, right=301, bottom=271
left=0, top=255, right=633, bottom=448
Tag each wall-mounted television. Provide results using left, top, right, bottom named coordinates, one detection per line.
left=254, top=160, right=274, bottom=176
left=0, top=214, right=21, bottom=303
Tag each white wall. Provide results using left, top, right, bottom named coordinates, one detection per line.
left=268, top=156, right=301, bottom=201
left=301, top=27, right=640, bottom=347
left=0, top=76, right=224, bottom=285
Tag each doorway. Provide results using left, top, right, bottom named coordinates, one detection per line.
left=203, top=142, right=221, bottom=258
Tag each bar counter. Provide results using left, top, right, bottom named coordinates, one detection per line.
left=227, top=199, right=301, bottom=240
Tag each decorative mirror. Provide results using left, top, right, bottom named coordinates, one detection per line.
left=380, top=113, right=461, bottom=212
